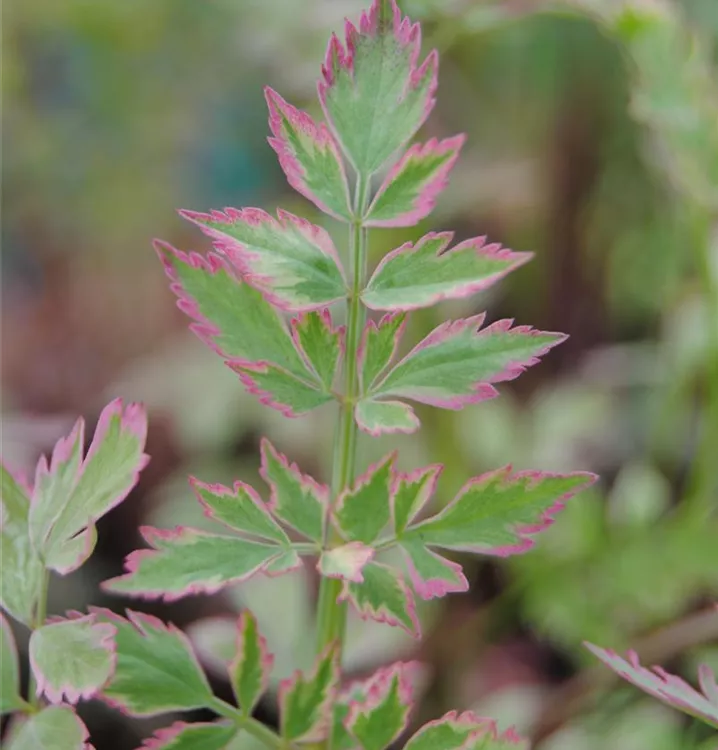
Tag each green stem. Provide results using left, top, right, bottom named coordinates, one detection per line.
left=315, top=172, right=371, bottom=657
left=210, top=697, right=289, bottom=749
left=27, top=570, right=50, bottom=710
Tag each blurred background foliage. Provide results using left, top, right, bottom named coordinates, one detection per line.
left=2, top=0, right=717, bottom=748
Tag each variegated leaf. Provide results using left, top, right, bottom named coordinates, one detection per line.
left=365, top=136, right=464, bottom=227
left=319, top=0, right=438, bottom=174
left=181, top=207, right=346, bottom=311
left=137, top=722, right=237, bottom=750
left=404, top=711, right=528, bottom=750
left=7, top=706, right=91, bottom=750
left=92, top=608, right=214, bottom=716
left=279, top=645, right=339, bottom=743
left=585, top=644, right=718, bottom=727
left=260, top=439, right=327, bottom=543
left=30, top=615, right=116, bottom=704
left=291, top=309, right=343, bottom=391
left=339, top=562, right=419, bottom=637
left=358, top=314, right=406, bottom=392
left=156, top=242, right=327, bottom=416
left=355, top=399, right=419, bottom=437
left=317, top=543, right=375, bottom=583
left=362, top=233, right=531, bottom=311
left=28, top=400, right=148, bottom=574
left=1, top=466, right=43, bottom=625
left=372, top=315, right=565, bottom=410
left=334, top=456, right=394, bottom=544
left=346, top=663, right=414, bottom=750
left=103, top=526, right=282, bottom=601
left=229, top=612, right=272, bottom=714
left=265, top=87, right=352, bottom=221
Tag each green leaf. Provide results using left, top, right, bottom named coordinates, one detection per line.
left=317, top=542, right=375, bottom=583
left=137, top=722, right=237, bottom=750
left=340, top=562, right=419, bottom=637
left=291, top=310, right=343, bottom=391
left=346, top=663, right=413, bottom=750
left=364, top=136, right=464, bottom=227
left=29, top=615, right=116, bottom=704
left=391, top=465, right=441, bottom=536
left=405, top=468, right=597, bottom=556
left=362, top=233, right=531, bottom=311
left=1, top=467, right=42, bottom=625
left=229, top=612, right=272, bottom=714
left=28, top=399, right=149, bottom=574
left=399, top=538, right=467, bottom=600
left=181, top=208, right=346, bottom=311
left=334, top=455, right=394, bottom=544
left=93, top=608, right=214, bottom=716
left=279, top=645, right=339, bottom=742
left=373, top=315, right=566, bottom=411
left=404, top=711, right=528, bottom=750
left=260, top=439, right=327, bottom=543
left=265, top=87, right=352, bottom=222
left=359, top=314, right=406, bottom=391
left=355, top=399, right=419, bottom=437
left=1, top=613, right=22, bottom=714
left=319, top=0, right=438, bottom=174
left=7, top=706, right=90, bottom=750
left=190, top=478, right=290, bottom=545
left=156, top=242, right=328, bottom=416
left=103, top=527, right=282, bottom=601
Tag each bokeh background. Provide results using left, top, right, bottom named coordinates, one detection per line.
left=2, top=0, right=717, bottom=748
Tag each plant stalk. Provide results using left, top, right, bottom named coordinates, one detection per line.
left=27, top=569, right=50, bottom=711
left=315, top=172, right=371, bottom=659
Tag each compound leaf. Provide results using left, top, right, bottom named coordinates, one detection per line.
left=339, top=562, right=419, bottom=637
left=29, top=400, right=148, bottom=574
left=365, top=136, right=464, bottom=227
left=405, top=468, right=597, bottom=555
left=346, top=663, right=414, bottom=750
left=319, top=0, right=438, bottom=174
left=7, top=706, right=90, bottom=750
left=93, top=608, right=214, bottom=716
left=229, top=612, right=272, bottom=714
left=585, top=645, right=718, bottom=728
left=373, top=315, right=566, bottom=410
left=103, top=527, right=282, bottom=601
left=265, top=87, right=352, bottom=221
left=29, top=615, right=116, bottom=704
left=362, top=233, right=531, bottom=311
left=181, top=208, right=346, bottom=311
left=156, top=242, right=326, bottom=416
left=260, top=439, right=327, bottom=543
left=279, top=645, right=339, bottom=743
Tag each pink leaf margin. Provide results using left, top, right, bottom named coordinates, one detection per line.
left=405, top=710, right=526, bottom=748
left=363, top=233, right=533, bottom=312
left=354, top=399, right=420, bottom=437
left=278, top=644, right=340, bottom=743
left=30, top=614, right=117, bottom=705
left=356, top=312, right=407, bottom=391
left=416, top=467, right=598, bottom=557
left=390, top=463, right=443, bottom=533
left=376, top=313, right=567, bottom=410
left=401, top=545, right=468, bottom=601
left=229, top=611, right=274, bottom=713
left=585, top=644, right=718, bottom=726
left=265, top=87, right=351, bottom=221
left=179, top=206, right=346, bottom=312
left=137, top=721, right=234, bottom=750
left=101, top=525, right=281, bottom=602
left=317, top=0, right=439, bottom=163
left=365, top=136, right=466, bottom=227
left=229, top=363, right=319, bottom=420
